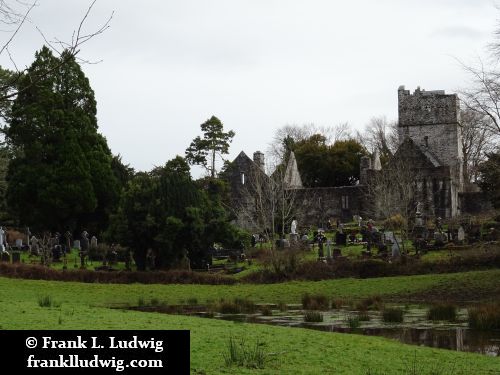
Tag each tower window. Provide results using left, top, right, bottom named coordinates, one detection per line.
left=241, top=172, right=245, bottom=185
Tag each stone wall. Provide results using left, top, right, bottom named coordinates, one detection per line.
left=293, top=185, right=363, bottom=228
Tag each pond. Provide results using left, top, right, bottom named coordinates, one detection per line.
left=130, top=304, right=500, bottom=357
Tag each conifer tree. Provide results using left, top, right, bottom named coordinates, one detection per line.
left=5, top=46, right=119, bottom=232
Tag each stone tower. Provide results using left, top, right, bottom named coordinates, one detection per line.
left=397, top=86, right=464, bottom=216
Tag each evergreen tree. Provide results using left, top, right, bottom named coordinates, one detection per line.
left=478, top=151, right=500, bottom=209
left=5, top=46, right=119, bottom=232
left=185, top=116, right=235, bottom=178
left=107, top=156, right=243, bottom=270
left=293, top=135, right=367, bottom=187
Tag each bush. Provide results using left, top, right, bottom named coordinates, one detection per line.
left=383, top=214, right=405, bottom=230
left=38, top=295, right=61, bottom=308
left=242, top=246, right=500, bottom=283
left=331, top=299, right=345, bottom=309
left=356, top=296, right=384, bottom=311
left=357, top=311, right=371, bottom=321
left=304, top=311, right=323, bottom=322
left=260, top=305, right=272, bottom=316
left=346, top=315, right=360, bottom=328
left=277, top=301, right=288, bottom=312
left=302, top=293, right=329, bottom=310
left=468, top=303, right=500, bottom=330
left=38, top=295, right=52, bottom=307
left=0, top=263, right=236, bottom=285
left=382, top=308, right=404, bottom=323
left=214, top=298, right=257, bottom=314
left=427, top=303, right=457, bottom=321
left=222, top=337, right=266, bottom=369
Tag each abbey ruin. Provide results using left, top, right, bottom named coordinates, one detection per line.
left=225, top=86, right=490, bottom=230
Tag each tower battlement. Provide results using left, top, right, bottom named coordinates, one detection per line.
left=398, top=86, right=460, bottom=127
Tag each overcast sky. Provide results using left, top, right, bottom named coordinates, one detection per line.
left=1, top=0, right=499, bottom=175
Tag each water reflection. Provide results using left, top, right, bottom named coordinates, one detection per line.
left=216, top=311, right=500, bottom=357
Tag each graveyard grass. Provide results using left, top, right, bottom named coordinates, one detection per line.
left=1, top=270, right=499, bottom=374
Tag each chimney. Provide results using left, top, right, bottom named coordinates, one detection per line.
left=253, top=151, right=265, bottom=171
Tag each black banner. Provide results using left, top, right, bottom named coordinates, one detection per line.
left=0, top=330, right=189, bottom=374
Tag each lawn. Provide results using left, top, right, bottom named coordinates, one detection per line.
left=0, top=271, right=499, bottom=374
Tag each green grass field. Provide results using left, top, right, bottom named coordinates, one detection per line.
left=0, top=270, right=499, bottom=374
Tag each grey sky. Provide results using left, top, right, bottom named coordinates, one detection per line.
left=2, top=0, right=498, bottom=175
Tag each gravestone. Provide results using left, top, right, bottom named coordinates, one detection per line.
left=290, top=220, right=297, bottom=235
left=384, top=231, right=401, bottom=257
left=30, top=236, right=39, bottom=256
left=0, top=226, right=5, bottom=252
left=457, top=226, right=465, bottom=243
left=90, top=236, right=98, bottom=248
left=81, top=232, right=89, bottom=251
left=15, top=239, right=23, bottom=248
left=73, top=240, right=81, bottom=250
left=335, top=232, right=347, bottom=246
left=434, top=231, right=447, bottom=247
left=325, top=240, right=332, bottom=258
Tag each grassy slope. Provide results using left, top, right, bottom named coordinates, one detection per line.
left=0, top=271, right=499, bottom=374
left=1, top=269, right=498, bottom=307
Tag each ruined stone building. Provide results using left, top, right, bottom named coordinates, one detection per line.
left=224, top=86, right=484, bottom=231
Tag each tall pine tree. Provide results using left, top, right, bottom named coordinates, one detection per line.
left=5, top=46, right=119, bottom=232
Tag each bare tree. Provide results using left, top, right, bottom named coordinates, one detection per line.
left=0, top=0, right=114, bottom=103
left=364, top=157, right=419, bottom=250
left=459, top=108, right=498, bottom=186
left=358, top=115, right=399, bottom=159
left=459, top=59, right=500, bottom=136
left=235, top=155, right=299, bottom=250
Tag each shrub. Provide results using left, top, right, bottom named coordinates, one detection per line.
left=358, top=311, right=371, bottom=321
left=38, top=295, right=52, bottom=307
left=187, top=297, right=198, bottom=305
left=302, top=293, right=329, bottom=310
left=37, top=295, right=61, bottom=308
left=234, top=298, right=257, bottom=313
left=222, top=337, right=266, bottom=369
left=384, top=214, right=405, bottom=230
left=304, top=311, right=323, bottom=322
left=356, top=296, right=384, bottom=311
left=0, top=263, right=236, bottom=285
left=216, top=300, right=240, bottom=314
left=331, top=299, right=345, bottom=309
left=468, top=303, right=500, bottom=330
left=260, top=305, right=272, bottom=316
left=427, top=303, right=457, bottom=321
left=137, top=297, right=145, bottom=307
left=215, top=298, right=257, bottom=314
left=346, top=315, right=360, bottom=328
left=382, top=308, right=404, bottom=323
left=150, top=298, right=160, bottom=306
left=277, top=301, right=288, bottom=312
